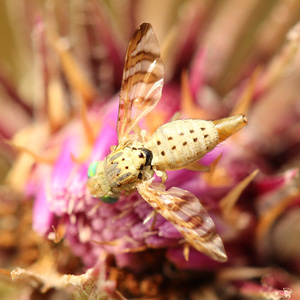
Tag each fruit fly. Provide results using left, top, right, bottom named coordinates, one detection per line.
left=87, top=23, right=247, bottom=262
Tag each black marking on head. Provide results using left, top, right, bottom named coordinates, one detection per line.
left=190, top=129, right=194, bottom=133
left=172, top=146, right=176, bottom=150
left=168, top=137, right=173, bottom=140
left=125, top=166, right=129, bottom=169
left=204, top=134, right=208, bottom=138
left=139, top=148, right=153, bottom=166
left=161, top=151, right=165, bottom=156
left=109, top=152, right=123, bottom=162
left=157, top=140, right=161, bottom=145
left=122, top=158, right=125, bottom=161
left=183, top=142, right=187, bottom=146
left=138, top=152, right=144, bottom=158
left=193, top=138, right=197, bottom=142
left=201, top=127, right=205, bottom=131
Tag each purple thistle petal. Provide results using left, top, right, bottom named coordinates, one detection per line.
left=32, top=183, right=53, bottom=235
left=189, top=48, right=206, bottom=98
left=256, top=168, right=298, bottom=195
left=145, top=235, right=179, bottom=248
left=90, top=99, right=119, bottom=161
left=158, top=221, right=182, bottom=239
left=166, top=247, right=223, bottom=270
left=240, top=282, right=292, bottom=300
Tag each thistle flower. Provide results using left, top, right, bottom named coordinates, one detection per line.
left=1, top=1, right=300, bottom=299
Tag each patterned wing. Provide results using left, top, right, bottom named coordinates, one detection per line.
left=137, top=181, right=227, bottom=262
left=118, top=23, right=164, bottom=141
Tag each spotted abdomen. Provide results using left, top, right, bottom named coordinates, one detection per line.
left=145, top=119, right=219, bottom=170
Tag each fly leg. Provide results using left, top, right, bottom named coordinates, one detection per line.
left=155, top=169, right=167, bottom=184
left=143, top=210, right=158, bottom=230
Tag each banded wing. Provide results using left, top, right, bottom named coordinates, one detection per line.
left=137, top=181, right=227, bottom=262
left=118, top=23, right=164, bottom=141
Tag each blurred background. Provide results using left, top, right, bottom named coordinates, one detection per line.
left=1, top=0, right=300, bottom=299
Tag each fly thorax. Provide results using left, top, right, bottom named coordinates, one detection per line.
left=104, top=146, right=154, bottom=189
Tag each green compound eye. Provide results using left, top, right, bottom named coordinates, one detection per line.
left=87, top=161, right=99, bottom=178
left=100, top=196, right=119, bottom=204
